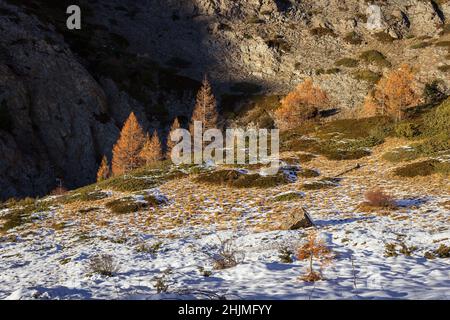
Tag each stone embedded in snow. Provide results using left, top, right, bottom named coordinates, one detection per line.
left=282, top=208, right=314, bottom=230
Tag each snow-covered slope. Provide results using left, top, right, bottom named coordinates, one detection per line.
left=1, top=140, right=449, bottom=300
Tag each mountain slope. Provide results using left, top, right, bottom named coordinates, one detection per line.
left=1, top=0, right=450, bottom=199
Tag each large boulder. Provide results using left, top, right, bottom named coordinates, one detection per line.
left=282, top=207, right=314, bottom=230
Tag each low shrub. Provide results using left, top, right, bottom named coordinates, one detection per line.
left=320, top=145, right=371, bottom=160
left=343, top=31, right=363, bottom=45
left=154, top=276, right=170, bottom=293
left=210, top=238, right=244, bottom=270
left=399, top=243, right=418, bottom=257
left=78, top=207, right=101, bottom=214
left=50, top=187, right=69, bottom=196
left=359, top=50, right=391, bottom=68
left=310, top=27, right=336, bottom=37
left=1, top=210, right=27, bottom=233
left=373, top=32, right=395, bottom=43
left=435, top=161, right=450, bottom=175
left=278, top=247, right=294, bottom=263
left=301, top=177, right=340, bottom=190
left=319, top=116, right=393, bottom=139
left=413, top=135, right=450, bottom=156
left=105, top=198, right=143, bottom=214
left=99, top=177, right=157, bottom=192
left=384, top=243, right=398, bottom=257
left=1, top=200, right=51, bottom=233
left=353, top=70, right=382, bottom=84
left=88, top=254, right=119, bottom=277
left=195, top=170, right=292, bottom=188
left=283, top=138, right=373, bottom=160
left=106, top=194, right=165, bottom=214
left=335, top=58, right=359, bottom=68
left=385, top=242, right=417, bottom=257
left=435, top=244, right=450, bottom=258
left=364, top=188, right=395, bottom=208
left=63, top=190, right=108, bottom=203
left=265, top=38, right=291, bottom=53
left=395, top=122, right=421, bottom=138
left=410, top=42, right=432, bottom=49
left=273, top=192, right=304, bottom=202
left=416, top=98, right=450, bottom=150
left=144, top=195, right=167, bottom=206
left=136, top=241, right=163, bottom=255
left=382, top=148, right=419, bottom=163
left=323, top=68, right=341, bottom=74
left=394, top=160, right=449, bottom=177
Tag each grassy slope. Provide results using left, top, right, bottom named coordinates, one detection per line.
left=1, top=98, right=449, bottom=233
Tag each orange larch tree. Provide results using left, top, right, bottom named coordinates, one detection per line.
left=274, top=78, right=330, bottom=130
left=166, top=117, right=181, bottom=159
left=189, top=76, right=219, bottom=133
left=361, top=92, right=379, bottom=118
left=140, top=131, right=163, bottom=165
left=97, top=155, right=111, bottom=182
left=111, top=112, right=146, bottom=175
left=367, top=64, right=420, bottom=121
left=297, top=231, right=334, bottom=282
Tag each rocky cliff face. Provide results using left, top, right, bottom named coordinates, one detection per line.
left=0, top=0, right=200, bottom=199
left=111, top=0, right=450, bottom=99
left=0, top=0, right=449, bottom=199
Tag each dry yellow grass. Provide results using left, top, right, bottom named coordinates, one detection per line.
left=5, top=140, right=447, bottom=244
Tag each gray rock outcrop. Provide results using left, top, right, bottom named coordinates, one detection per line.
left=0, top=0, right=449, bottom=199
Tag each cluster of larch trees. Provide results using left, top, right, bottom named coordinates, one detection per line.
left=362, top=64, right=420, bottom=121
left=97, top=64, right=420, bottom=181
left=97, top=76, right=219, bottom=181
left=274, top=63, right=421, bottom=131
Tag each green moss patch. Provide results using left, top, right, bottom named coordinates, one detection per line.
left=222, top=94, right=281, bottom=128
left=343, top=31, right=363, bottom=45
left=0, top=200, right=51, bottom=233
left=335, top=58, right=359, bottom=68
left=63, top=190, right=109, bottom=203
left=373, top=32, right=396, bottom=43
left=353, top=70, right=382, bottom=84
left=382, top=147, right=419, bottom=163
left=310, top=27, right=336, bottom=37
left=105, top=195, right=165, bottom=214
left=272, top=192, right=304, bottom=202
left=394, top=160, right=450, bottom=177
left=282, top=138, right=373, bottom=161
left=194, top=170, right=292, bottom=189
left=300, top=178, right=340, bottom=190
left=410, top=42, right=432, bottom=49
left=359, top=50, right=391, bottom=68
